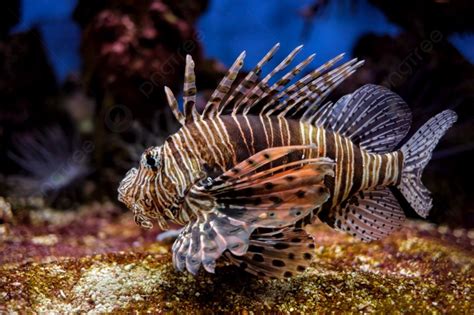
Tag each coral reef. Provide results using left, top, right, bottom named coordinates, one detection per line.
left=75, top=0, right=206, bottom=126
left=0, top=29, right=65, bottom=181
left=1, top=201, right=472, bottom=313
left=72, top=0, right=222, bottom=199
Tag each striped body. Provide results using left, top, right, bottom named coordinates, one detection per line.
left=160, top=115, right=402, bottom=225
left=118, top=44, right=457, bottom=278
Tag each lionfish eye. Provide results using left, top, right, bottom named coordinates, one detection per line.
left=145, top=153, right=159, bottom=170
left=146, top=154, right=155, bottom=166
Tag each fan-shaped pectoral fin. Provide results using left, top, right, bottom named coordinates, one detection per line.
left=172, top=211, right=252, bottom=274
left=195, top=145, right=335, bottom=229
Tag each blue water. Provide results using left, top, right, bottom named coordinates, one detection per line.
left=198, top=0, right=400, bottom=69
left=10, top=0, right=474, bottom=82
left=450, top=33, right=474, bottom=64
left=12, top=0, right=80, bottom=82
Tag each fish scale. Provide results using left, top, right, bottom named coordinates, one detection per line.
left=117, top=44, right=457, bottom=279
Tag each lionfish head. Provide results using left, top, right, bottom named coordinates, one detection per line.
left=118, top=145, right=170, bottom=230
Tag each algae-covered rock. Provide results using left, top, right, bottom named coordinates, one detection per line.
left=0, top=203, right=472, bottom=313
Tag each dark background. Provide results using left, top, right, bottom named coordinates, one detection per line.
left=1, top=0, right=473, bottom=228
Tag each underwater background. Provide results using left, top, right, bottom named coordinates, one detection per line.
left=0, top=0, right=473, bottom=312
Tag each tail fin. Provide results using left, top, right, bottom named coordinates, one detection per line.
left=398, top=110, right=457, bottom=217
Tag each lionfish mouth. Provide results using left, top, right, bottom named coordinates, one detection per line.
left=131, top=203, right=154, bottom=229
left=118, top=167, right=170, bottom=230
left=132, top=203, right=169, bottom=230
left=117, top=168, right=152, bottom=229
left=117, top=168, right=138, bottom=205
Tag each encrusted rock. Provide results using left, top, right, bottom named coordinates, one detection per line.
left=0, top=204, right=472, bottom=312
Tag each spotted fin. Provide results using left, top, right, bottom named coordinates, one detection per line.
left=172, top=211, right=252, bottom=274
left=304, top=84, right=412, bottom=153
left=176, top=146, right=333, bottom=276
left=190, top=145, right=335, bottom=229
left=214, top=162, right=333, bottom=228
left=225, top=226, right=315, bottom=279
left=320, top=186, right=406, bottom=242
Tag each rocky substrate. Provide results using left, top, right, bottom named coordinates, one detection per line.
left=0, top=200, right=472, bottom=313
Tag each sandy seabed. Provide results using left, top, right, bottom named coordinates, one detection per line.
left=0, top=200, right=472, bottom=313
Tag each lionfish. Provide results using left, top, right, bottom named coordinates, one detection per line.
left=118, top=44, right=457, bottom=279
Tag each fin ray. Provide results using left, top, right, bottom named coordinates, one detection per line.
left=183, top=55, right=199, bottom=123
left=164, top=86, right=185, bottom=125
left=319, top=186, right=406, bottom=242
left=203, top=51, right=246, bottom=118
left=398, top=110, right=457, bottom=217
left=224, top=226, right=315, bottom=279
left=191, top=146, right=335, bottom=229
left=268, top=58, right=363, bottom=117
left=223, top=43, right=280, bottom=114
left=234, top=45, right=304, bottom=114
left=317, top=84, right=412, bottom=153
left=172, top=212, right=252, bottom=274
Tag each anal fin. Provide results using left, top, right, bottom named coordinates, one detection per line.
left=224, top=227, right=316, bottom=279
left=180, top=145, right=334, bottom=277
left=321, top=186, right=406, bottom=242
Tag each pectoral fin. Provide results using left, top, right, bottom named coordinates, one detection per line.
left=191, top=145, right=335, bottom=228
left=172, top=212, right=251, bottom=274
left=175, top=145, right=334, bottom=276
left=225, top=226, right=316, bottom=279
